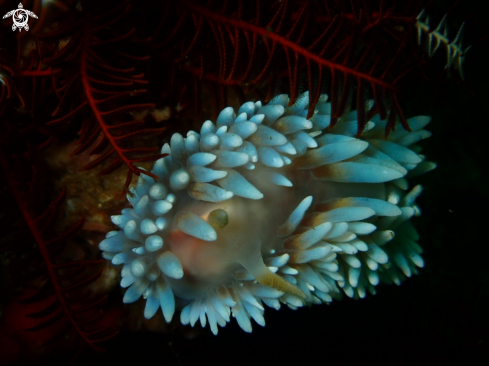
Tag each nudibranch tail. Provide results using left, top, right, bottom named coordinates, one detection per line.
left=237, top=242, right=306, bottom=299
left=99, top=91, right=435, bottom=334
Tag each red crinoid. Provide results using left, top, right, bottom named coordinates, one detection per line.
left=32, top=0, right=166, bottom=188
left=0, top=0, right=477, bottom=364
left=153, top=0, right=430, bottom=136
left=0, top=117, right=119, bottom=362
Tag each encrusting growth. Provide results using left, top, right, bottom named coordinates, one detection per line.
left=99, top=91, right=435, bottom=334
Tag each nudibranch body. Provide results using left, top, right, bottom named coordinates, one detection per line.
left=99, top=92, right=435, bottom=334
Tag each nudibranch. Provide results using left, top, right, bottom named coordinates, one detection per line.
left=99, top=92, right=435, bottom=334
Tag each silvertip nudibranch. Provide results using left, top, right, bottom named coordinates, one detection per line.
left=99, top=92, right=435, bottom=334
